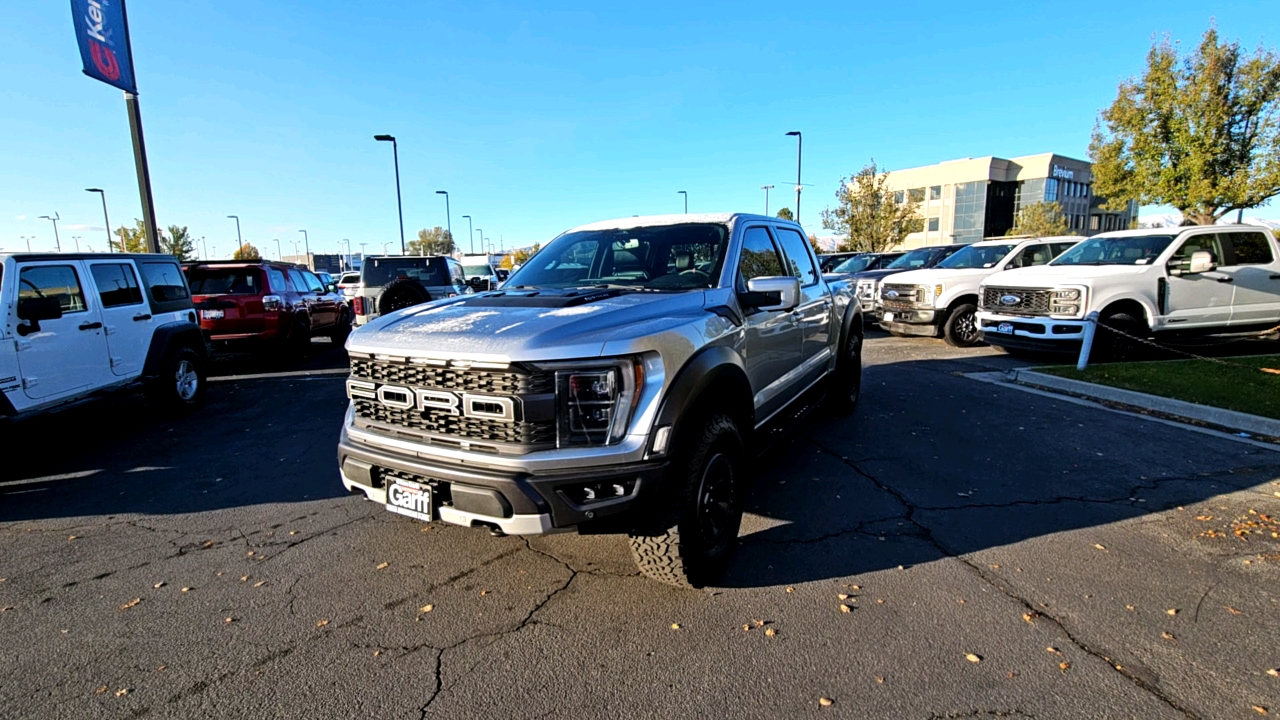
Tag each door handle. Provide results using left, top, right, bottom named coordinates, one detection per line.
left=1215, top=277, right=1234, bottom=283
left=133, top=313, right=152, bottom=321
left=78, top=321, right=103, bottom=331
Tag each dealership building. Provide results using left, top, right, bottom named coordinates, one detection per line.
left=882, top=153, right=1137, bottom=248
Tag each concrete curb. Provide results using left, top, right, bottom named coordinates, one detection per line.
left=1007, top=368, right=1280, bottom=441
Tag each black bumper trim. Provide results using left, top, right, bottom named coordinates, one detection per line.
left=880, top=320, right=941, bottom=337
left=979, top=331, right=1081, bottom=355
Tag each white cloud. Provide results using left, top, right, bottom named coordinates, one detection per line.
left=63, top=224, right=105, bottom=232
left=14, top=215, right=25, bottom=221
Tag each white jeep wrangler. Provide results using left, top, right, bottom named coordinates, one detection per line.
left=976, top=226, right=1280, bottom=357
left=878, top=236, right=1079, bottom=346
left=0, top=252, right=208, bottom=419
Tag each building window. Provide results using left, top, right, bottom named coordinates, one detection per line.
left=1044, top=178, right=1058, bottom=203
left=909, top=188, right=925, bottom=202
left=929, top=185, right=942, bottom=201
left=894, top=190, right=905, bottom=204
left=927, top=217, right=940, bottom=232
left=1090, top=215, right=1101, bottom=231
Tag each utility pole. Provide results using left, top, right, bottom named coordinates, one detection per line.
left=373, top=135, right=406, bottom=254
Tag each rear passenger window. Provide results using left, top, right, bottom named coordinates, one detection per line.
left=737, top=227, right=784, bottom=290
left=139, top=261, right=190, bottom=303
left=267, top=268, right=287, bottom=293
left=774, top=227, right=820, bottom=286
left=18, top=265, right=87, bottom=314
left=1223, top=231, right=1275, bottom=265
left=90, top=263, right=144, bottom=307
left=287, top=269, right=309, bottom=292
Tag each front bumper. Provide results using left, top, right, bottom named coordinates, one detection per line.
left=338, top=425, right=667, bottom=534
left=976, top=311, right=1087, bottom=352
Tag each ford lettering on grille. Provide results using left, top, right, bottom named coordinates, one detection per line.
left=348, top=380, right=518, bottom=422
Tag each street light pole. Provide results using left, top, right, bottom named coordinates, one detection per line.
left=435, top=191, right=452, bottom=253
left=85, top=188, right=112, bottom=251
left=474, top=228, right=482, bottom=255
left=785, top=131, right=802, bottom=223
left=462, top=215, right=473, bottom=255
left=72, top=236, right=82, bottom=252
left=342, top=238, right=351, bottom=271
left=360, top=242, right=368, bottom=264
left=677, top=190, right=687, bottom=214
left=227, top=215, right=242, bottom=256
left=274, top=238, right=282, bottom=261
left=761, top=185, right=774, bottom=215
left=374, top=135, right=406, bottom=254
left=38, top=213, right=61, bottom=252
left=298, top=230, right=310, bottom=269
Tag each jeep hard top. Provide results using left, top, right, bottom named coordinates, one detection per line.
left=351, top=255, right=469, bottom=326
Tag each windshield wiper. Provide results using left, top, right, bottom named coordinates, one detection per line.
left=582, top=283, right=669, bottom=292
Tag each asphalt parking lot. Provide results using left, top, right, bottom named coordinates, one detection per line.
left=2, top=333, right=1279, bottom=719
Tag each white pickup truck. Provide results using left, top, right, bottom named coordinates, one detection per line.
left=878, top=236, right=1079, bottom=346
left=976, top=226, right=1280, bottom=357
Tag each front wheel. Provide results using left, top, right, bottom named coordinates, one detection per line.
left=824, top=326, right=863, bottom=415
left=943, top=303, right=980, bottom=347
left=145, top=346, right=206, bottom=411
left=629, top=414, right=745, bottom=588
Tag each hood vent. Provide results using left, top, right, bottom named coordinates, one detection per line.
left=459, top=288, right=625, bottom=309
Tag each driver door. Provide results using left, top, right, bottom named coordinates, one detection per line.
left=1165, top=233, right=1234, bottom=328
left=14, top=261, right=111, bottom=401
left=736, top=225, right=802, bottom=423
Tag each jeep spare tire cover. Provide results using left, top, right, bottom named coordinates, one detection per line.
left=377, top=277, right=432, bottom=315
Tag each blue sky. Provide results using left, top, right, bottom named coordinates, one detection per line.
left=3, top=1, right=1278, bottom=256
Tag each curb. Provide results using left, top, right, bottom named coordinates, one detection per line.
left=1007, top=368, right=1280, bottom=441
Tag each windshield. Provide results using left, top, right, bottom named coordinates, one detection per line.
left=937, top=244, right=1016, bottom=270
left=187, top=267, right=262, bottom=295
left=505, top=223, right=729, bottom=291
left=362, top=257, right=450, bottom=287
left=832, top=255, right=877, bottom=273
left=339, top=273, right=359, bottom=284
left=1052, top=235, right=1175, bottom=266
left=886, top=247, right=942, bottom=270
left=463, top=265, right=490, bottom=277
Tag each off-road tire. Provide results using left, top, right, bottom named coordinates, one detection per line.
left=289, top=316, right=312, bottom=357
left=145, top=345, right=206, bottom=411
left=329, top=308, right=352, bottom=345
left=1092, top=311, right=1148, bottom=363
left=824, top=324, right=863, bottom=415
left=629, top=414, right=745, bottom=588
left=377, top=277, right=432, bottom=316
left=943, top=303, right=980, bottom=348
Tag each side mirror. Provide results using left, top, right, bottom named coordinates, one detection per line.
left=741, top=276, right=800, bottom=312
left=16, top=296, right=62, bottom=335
left=326, top=283, right=337, bottom=293
left=1188, top=250, right=1216, bottom=274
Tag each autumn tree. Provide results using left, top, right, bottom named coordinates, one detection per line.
left=507, top=244, right=541, bottom=268
left=776, top=208, right=794, bottom=221
left=114, top=219, right=147, bottom=253
left=820, top=161, right=922, bottom=252
left=1008, top=201, right=1072, bottom=237
left=409, top=227, right=455, bottom=255
left=1090, top=26, right=1280, bottom=225
left=161, top=225, right=196, bottom=260
left=232, top=243, right=261, bottom=260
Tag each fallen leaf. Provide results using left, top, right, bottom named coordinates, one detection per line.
left=1267, top=668, right=1279, bottom=677
left=224, top=617, right=235, bottom=624
left=115, top=688, right=128, bottom=697
left=764, top=628, right=777, bottom=637
left=818, top=697, right=833, bottom=707
left=1226, top=606, right=1243, bottom=616
left=839, top=605, right=852, bottom=613
left=202, top=540, right=214, bottom=548
left=1, top=606, right=14, bottom=613
left=1006, top=671, right=1016, bottom=679
left=1093, top=543, right=1106, bottom=551
left=1059, top=662, right=1071, bottom=673
left=1196, top=515, right=1213, bottom=521
left=253, top=581, right=266, bottom=588
left=965, top=653, right=982, bottom=663
left=152, top=582, right=165, bottom=589
left=156, top=665, right=166, bottom=672
left=1022, top=612, right=1038, bottom=623
left=1046, top=647, right=1061, bottom=654
left=852, top=585, right=861, bottom=590
left=742, top=624, right=751, bottom=632
left=181, top=587, right=192, bottom=593
left=989, top=563, right=1001, bottom=569
left=1253, top=706, right=1268, bottom=716
left=419, top=604, right=434, bottom=613
left=875, top=676, right=885, bottom=684
left=837, top=594, right=849, bottom=600
left=480, top=590, right=489, bottom=596
left=785, top=587, right=794, bottom=593
left=120, top=598, right=141, bottom=610
left=670, top=623, right=681, bottom=630
left=246, top=551, right=255, bottom=557
left=753, top=620, right=766, bottom=627
left=1166, top=608, right=1179, bottom=616
left=316, top=619, right=329, bottom=627
left=94, top=686, right=108, bottom=694
left=1162, top=631, right=1175, bottom=640
left=1125, top=604, right=1136, bottom=611
left=68, top=535, right=78, bottom=541
left=240, top=576, right=249, bottom=582
left=373, top=650, right=382, bottom=657
left=289, top=531, right=299, bottom=536
left=376, top=562, right=389, bottom=570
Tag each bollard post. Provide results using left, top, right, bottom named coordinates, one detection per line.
left=1076, top=311, right=1100, bottom=371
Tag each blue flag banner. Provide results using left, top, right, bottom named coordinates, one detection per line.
left=70, top=0, right=137, bottom=94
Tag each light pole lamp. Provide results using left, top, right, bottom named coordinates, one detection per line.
left=374, top=134, right=406, bottom=254
left=38, top=213, right=61, bottom=252
left=71, top=235, right=82, bottom=252
left=677, top=190, right=687, bottom=214
left=85, top=188, right=112, bottom=251
left=342, top=238, right=352, bottom=271
left=227, top=215, right=242, bottom=248
left=359, top=242, right=367, bottom=263
left=474, top=228, right=482, bottom=255
left=785, top=131, right=802, bottom=223
left=274, top=238, right=282, bottom=261
left=461, top=215, right=473, bottom=254
left=298, top=229, right=310, bottom=269
left=435, top=191, right=453, bottom=252
left=761, top=185, right=774, bottom=215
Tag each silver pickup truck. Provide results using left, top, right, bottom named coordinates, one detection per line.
left=337, top=213, right=864, bottom=587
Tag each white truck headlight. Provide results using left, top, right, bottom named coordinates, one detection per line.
left=1050, top=288, right=1084, bottom=316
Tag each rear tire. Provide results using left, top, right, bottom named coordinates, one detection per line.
left=145, top=346, right=206, bottom=412
left=629, top=414, right=745, bottom=588
left=289, top=316, right=312, bottom=357
left=943, top=303, right=980, bottom=347
left=329, top=308, right=351, bottom=345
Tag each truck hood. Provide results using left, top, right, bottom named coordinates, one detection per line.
left=348, top=287, right=710, bottom=361
left=848, top=268, right=906, bottom=283
left=880, top=267, right=990, bottom=285
left=984, top=264, right=1152, bottom=287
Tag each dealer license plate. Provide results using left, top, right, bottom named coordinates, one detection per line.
left=386, top=479, right=433, bottom=522
left=882, top=312, right=894, bottom=322
left=995, top=322, right=1014, bottom=334
left=201, top=309, right=224, bottom=320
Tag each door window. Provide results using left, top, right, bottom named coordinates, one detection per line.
left=138, top=261, right=190, bottom=313
left=267, top=267, right=288, bottom=293
left=302, top=271, right=324, bottom=293
left=773, top=228, right=820, bottom=286
left=1221, top=231, right=1275, bottom=265
left=18, top=265, right=87, bottom=313
left=1008, top=244, right=1056, bottom=269
left=737, top=227, right=785, bottom=290
left=90, top=263, right=144, bottom=307
left=1170, top=234, right=1226, bottom=269
left=448, top=260, right=466, bottom=285
left=287, top=269, right=309, bottom=293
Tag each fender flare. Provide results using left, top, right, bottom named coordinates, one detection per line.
left=836, top=295, right=864, bottom=353
left=650, top=345, right=753, bottom=456
left=141, top=321, right=208, bottom=379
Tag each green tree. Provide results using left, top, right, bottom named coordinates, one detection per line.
left=820, top=161, right=922, bottom=252
left=807, top=233, right=824, bottom=257
left=1090, top=26, right=1280, bottom=225
left=1008, top=201, right=1073, bottom=237
left=114, top=219, right=147, bottom=253
left=232, top=243, right=261, bottom=260
left=775, top=208, right=794, bottom=221
left=408, top=227, right=455, bottom=255
left=161, top=225, right=196, bottom=260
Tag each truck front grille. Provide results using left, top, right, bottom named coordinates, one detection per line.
left=349, top=357, right=554, bottom=394
left=353, top=399, right=557, bottom=447
left=881, top=283, right=923, bottom=310
left=981, top=287, right=1052, bottom=315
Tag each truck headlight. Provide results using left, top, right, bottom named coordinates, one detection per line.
left=1050, top=288, right=1084, bottom=316
left=551, top=358, right=642, bottom=447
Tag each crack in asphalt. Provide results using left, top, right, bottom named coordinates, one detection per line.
left=809, top=439, right=1205, bottom=720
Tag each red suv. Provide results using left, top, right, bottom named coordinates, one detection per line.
left=184, top=260, right=351, bottom=353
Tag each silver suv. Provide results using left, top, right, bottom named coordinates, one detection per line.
left=352, top=255, right=470, bottom=327
left=337, top=214, right=866, bottom=587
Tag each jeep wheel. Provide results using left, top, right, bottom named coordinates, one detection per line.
left=629, top=414, right=744, bottom=588
left=943, top=303, right=980, bottom=348
left=146, top=346, right=206, bottom=411
left=824, top=325, right=863, bottom=415
left=329, top=308, right=352, bottom=345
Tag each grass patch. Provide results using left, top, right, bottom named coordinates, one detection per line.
left=1036, top=354, right=1280, bottom=421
